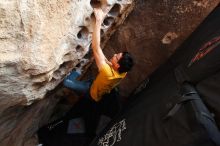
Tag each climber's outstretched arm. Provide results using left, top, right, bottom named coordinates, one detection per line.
left=92, top=8, right=107, bottom=71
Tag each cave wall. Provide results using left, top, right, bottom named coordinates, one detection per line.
left=102, top=0, right=220, bottom=97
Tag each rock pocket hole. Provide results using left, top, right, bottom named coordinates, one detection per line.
left=85, top=17, right=90, bottom=22
left=84, top=44, right=93, bottom=59
left=103, top=17, right=114, bottom=27
left=32, top=81, right=48, bottom=89
left=90, top=13, right=95, bottom=23
left=63, top=52, right=71, bottom=60
left=109, top=4, right=121, bottom=17
left=77, top=26, right=89, bottom=40
left=76, top=45, right=84, bottom=52
left=90, top=0, right=101, bottom=8
left=101, top=29, right=104, bottom=37
left=59, top=61, right=72, bottom=71
left=53, top=61, right=73, bottom=79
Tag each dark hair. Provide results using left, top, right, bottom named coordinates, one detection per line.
left=118, top=52, right=134, bottom=73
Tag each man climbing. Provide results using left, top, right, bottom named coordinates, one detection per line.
left=63, top=7, right=133, bottom=138
left=63, top=7, right=134, bottom=103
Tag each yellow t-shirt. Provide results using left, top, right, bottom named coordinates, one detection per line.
left=90, top=63, right=126, bottom=102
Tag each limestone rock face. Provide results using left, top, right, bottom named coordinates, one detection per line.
left=0, top=0, right=133, bottom=105
left=0, top=0, right=133, bottom=145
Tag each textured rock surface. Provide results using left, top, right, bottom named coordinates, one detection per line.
left=0, top=0, right=133, bottom=105
left=0, top=0, right=133, bottom=145
left=102, top=0, right=220, bottom=97
left=0, top=93, right=59, bottom=146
